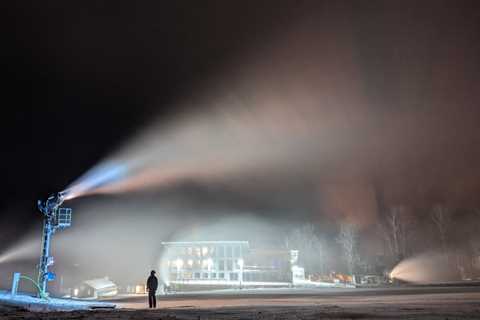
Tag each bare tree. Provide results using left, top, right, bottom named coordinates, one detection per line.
left=378, top=206, right=410, bottom=264
left=431, top=205, right=451, bottom=253
left=336, top=223, right=358, bottom=275
left=285, top=224, right=325, bottom=275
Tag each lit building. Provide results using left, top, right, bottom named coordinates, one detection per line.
left=161, top=241, right=248, bottom=282
left=161, top=241, right=303, bottom=289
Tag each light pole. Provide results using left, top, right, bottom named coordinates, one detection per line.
left=175, top=259, right=183, bottom=281
left=237, top=258, right=244, bottom=289
left=206, top=258, right=213, bottom=279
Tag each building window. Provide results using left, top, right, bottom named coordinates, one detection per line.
left=219, top=260, right=225, bottom=271
left=218, top=246, right=224, bottom=257
left=194, top=272, right=201, bottom=279
left=202, top=273, right=209, bottom=279
left=219, top=273, right=225, bottom=279
left=234, top=246, right=240, bottom=258
left=211, top=273, right=217, bottom=279
left=226, top=260, right=233, bottom=271
left=226, top=246, right=233, bottom=257
left=230, top=273, right=238, bottom=281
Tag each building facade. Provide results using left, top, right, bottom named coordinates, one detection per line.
left=161, top=241, right=248, bottom=283
left=161, top=241, right=302, bottom=288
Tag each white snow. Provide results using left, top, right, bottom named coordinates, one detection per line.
left=0, top=290, right=115, bottom=312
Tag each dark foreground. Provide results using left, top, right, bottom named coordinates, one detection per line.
left=2, top=286, right=480, bottom=319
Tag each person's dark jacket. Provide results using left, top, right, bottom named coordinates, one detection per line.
left=147, top=274, right=158, bottom=292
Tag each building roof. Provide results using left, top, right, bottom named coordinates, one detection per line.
left=83, top=278, right=117, bottom=290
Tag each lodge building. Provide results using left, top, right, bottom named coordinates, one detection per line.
left=160, top=241, right=303, bottom=288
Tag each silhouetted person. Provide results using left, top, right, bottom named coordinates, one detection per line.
left=147, top=270, right=158, bottom=308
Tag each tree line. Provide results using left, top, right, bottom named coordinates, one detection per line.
left=285, top=205, right=480, bottom=279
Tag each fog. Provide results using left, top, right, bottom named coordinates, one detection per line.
left=0, top=192, right=298, bottom=288
left=65, top=2, right=480, bottom=215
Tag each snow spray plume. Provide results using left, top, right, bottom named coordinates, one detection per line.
left=390, top=252, right=461, bottom=284
left=64, top=162, right=128, bottom=200
left=64, top=19, right=370, bottom=198
left=0, top=237, right=39, bottom=265
left=65, top=3, right=480, bottom=206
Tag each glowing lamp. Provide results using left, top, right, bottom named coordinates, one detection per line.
left=175, top=259, right=184, bottom=269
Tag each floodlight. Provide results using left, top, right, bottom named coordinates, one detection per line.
left=175, top=259, right=184, bottom=269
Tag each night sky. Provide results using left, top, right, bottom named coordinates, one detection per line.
left=1, top=1, right=296, bottom=224
left=3, top=3, right=269, bottom=180
left=2, top=1, right=480, bottom=249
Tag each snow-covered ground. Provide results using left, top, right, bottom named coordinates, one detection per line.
left=169, top=280, right=291, bottom=287
left=293, top=279, right=356, bottom=288
left=162, top=279, right=352, bottom=293
left=2, top=286, right=480, bottom=319
left=0, top=290, right=115, bottom=312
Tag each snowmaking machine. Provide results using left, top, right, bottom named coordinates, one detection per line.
left=36, top=191, right=72, bottom=296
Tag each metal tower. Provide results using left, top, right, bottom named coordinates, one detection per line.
left=37, top=191, right=72, bottom=296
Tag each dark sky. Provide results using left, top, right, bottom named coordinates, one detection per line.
left=1, top=1, right=297, bottom=215
left=1, top=1, right=480, bottom=245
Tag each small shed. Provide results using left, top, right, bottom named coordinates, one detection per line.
left=73, top=277, right=118, bottom=299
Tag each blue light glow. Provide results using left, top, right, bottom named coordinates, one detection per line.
left=64, top=162, right=129, bottom=199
